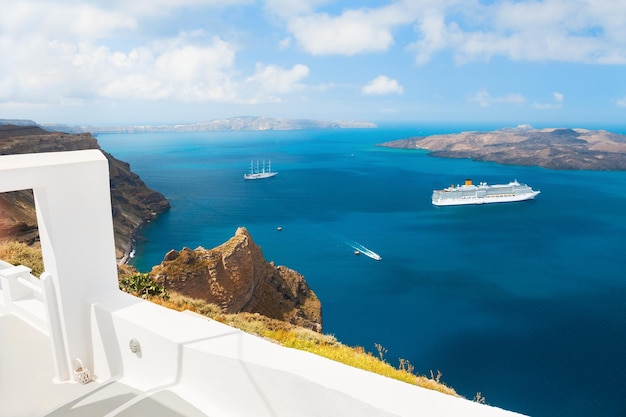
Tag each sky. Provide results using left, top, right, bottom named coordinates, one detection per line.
left=1, top=0, right=626, bottom=127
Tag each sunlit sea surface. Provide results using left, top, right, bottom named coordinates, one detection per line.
left=97, top=124, right=626, bottom=417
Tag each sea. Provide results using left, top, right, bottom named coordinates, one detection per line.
left=96, top=124, right=626, bottom=417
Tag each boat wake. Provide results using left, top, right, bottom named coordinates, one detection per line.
left=345, top=240, right=382, bottom=261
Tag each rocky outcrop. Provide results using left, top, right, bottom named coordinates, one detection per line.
left=378, top=126, right=626, bottom=170
left=150, top=227, right=322, bottom=332
left=0, top=124, right=170, bottom=261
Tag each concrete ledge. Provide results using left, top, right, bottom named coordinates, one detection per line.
left=90, top=293, right=526, bottom=417
left=0, top=314, right=105, bottom=417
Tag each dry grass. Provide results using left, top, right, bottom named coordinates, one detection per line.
left=0, top=240, right=44, bottom=276
left=147, top=291, right=459, bottom=397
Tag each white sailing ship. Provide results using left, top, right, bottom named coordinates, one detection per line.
left=432, top=179, right=540, bottom=206
left=244, top=160, right=277, bottom=180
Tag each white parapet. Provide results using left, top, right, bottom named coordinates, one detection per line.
left=0, top=150, right=120, bottom=381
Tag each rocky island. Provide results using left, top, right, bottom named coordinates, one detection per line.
left=378, top=126, right=626, bottom=170
left=150, top=227, right=322, bottom=331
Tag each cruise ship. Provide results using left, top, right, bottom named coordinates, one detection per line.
left=432, top=179, right=540, bottom=206
left=244, top=159, right=277, bottom=180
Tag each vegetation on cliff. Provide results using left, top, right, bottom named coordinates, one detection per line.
left=143, top=289, right=459, bottom=398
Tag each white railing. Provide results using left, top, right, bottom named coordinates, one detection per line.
left=0, top=262, right=69, bottom=381
left=0, top=263, right=46, bottom=333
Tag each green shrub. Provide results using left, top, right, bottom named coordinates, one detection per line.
left=119, top=272, right=169, bottom=299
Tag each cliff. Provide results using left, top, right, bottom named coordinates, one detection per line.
left=378, top=126, right=626, bottom=170
left=0, top=124, right=170, bottom=261
left=150, top=227, right=322, bottom=331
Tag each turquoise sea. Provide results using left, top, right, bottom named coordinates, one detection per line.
left=97, top=125, right=626, bottom=417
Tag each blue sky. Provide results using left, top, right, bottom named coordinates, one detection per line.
left=1, top=0, right=626, bottom=127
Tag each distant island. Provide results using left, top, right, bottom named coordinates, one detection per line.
left=1, top=116, right=376, bottom=134
left=378, top=125, right=626, bottom=170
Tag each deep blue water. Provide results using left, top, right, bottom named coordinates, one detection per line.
left=97, top=125, right=626, bottom=417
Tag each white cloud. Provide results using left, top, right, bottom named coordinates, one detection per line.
left=0, top=1, right=309, bottom=108
left=112, top=0, right=252, bottom=17
left=411, top=10, right=452, bottom=65
left=362, top=76, right=404, bottom=95
left=532, top=92, right=565, bottom=109
left=617, top=97, right=626, bottom=107
left=469, top=89, right=525, bottom=107
left=266, top=0, right=626, bottom=63
left=262, top=0, right=626, bottom=63
left=244, top=63, right=310, bottom=102
left=288, top=11, right=393, bottom=55
left=410, top=0, right=626, bottom=64
left=282, top=1, right=419, bottom=56
left=279, top=37, right=291, bottom=49
left=264, top=0, right=332, bottom=19
left=1, top=2, right=137, bottom=40
left=3, top=0, right=626, bottom=123
left=0, top=31, right=240, bottom=104
left=532, top=102, right=559, bottom=110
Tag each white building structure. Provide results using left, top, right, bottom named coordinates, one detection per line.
left=0, top=150, right=527, bottom=416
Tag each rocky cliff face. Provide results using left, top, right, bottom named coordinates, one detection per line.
left=0, top=124, right=170, bottom=261
left=151, top=227, right=322, bottom=332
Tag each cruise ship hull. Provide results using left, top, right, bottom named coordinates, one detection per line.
left=244, top=159, right=277, bottom=180
left=244, top=172, right=277, bottom=180
left=432, top=180, right=540, bottom=206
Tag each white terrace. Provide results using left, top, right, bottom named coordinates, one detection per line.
left=0, top=150, right=526, bottom=417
